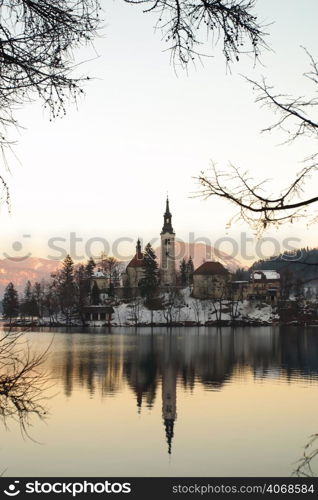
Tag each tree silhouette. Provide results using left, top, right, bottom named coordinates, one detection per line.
left=0, top=0, right=268, bottom=205
left=0, top=0, right=101, bottom=205
left=0, top=328, right=51, bottom=438
left=125, top=0, right=267, bottom=67
left=2, top=282, right=19, bottom=323
left=196, top=50, right=318, bottom=233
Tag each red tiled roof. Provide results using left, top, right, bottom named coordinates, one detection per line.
left=127, top=251, right=145, bottom=268
left=193, top=261, right=229, bottom=276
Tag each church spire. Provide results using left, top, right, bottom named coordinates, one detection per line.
left=165, top=196, right=171, bottom=216
left=164, top=418, right=175, bottom=455
left=161, top=196, right=174, bottom=235
left=136, top=238, right=142, bottom=254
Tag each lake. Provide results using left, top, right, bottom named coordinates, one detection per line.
left=2, top=326, right=318, bottom=477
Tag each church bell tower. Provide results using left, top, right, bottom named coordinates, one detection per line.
left=160, top=197, right=176, bottom=286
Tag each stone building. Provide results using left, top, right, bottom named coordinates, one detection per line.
left=231, top=270, right=281, bottom=303
left=192, top=262, right=230, bottom=299
left=248, top=270, right=281, bottom=303
left=91, top=269, right=110, bottom=293
left=125, top=239, right=145, bottom=288
left=160, top=197, right=176, bottom=286
left=124, top=197, right=177, bottom=290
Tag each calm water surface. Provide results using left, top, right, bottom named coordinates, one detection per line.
left=2, top=326, right=318, bottom=477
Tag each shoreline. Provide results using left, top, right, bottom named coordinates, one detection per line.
left=2, top=319, right=316, bottom=329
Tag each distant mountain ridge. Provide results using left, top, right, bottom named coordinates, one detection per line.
left=0, top=257, right=61, bottom=295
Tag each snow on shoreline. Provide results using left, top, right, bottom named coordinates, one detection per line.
left=3, top=288, right=279, bottom=328
left=110, top=288, right=277, bottom=327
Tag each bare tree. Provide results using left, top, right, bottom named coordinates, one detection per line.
left=196, top=50, right=318, bottom=232
left=191, top=298, right=202, bottom=324
left=0, top=328, right=51, bottom=437
left=162, top=288, right=185, bottom=324
left=0, top=1, right=269, bottom=208
left=98, top=254, right=123, bottom=287
left=0, top=0, right=101, bottom=204
left=127, top=297, right=143, bottom=326
left=125, top=0, right=267, bottom=68
left=43, top=279, right=60, bottom=325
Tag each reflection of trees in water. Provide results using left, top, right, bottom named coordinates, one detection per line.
left=56, top=327, right=318, bottom=401
left=124, top=334, right=158, bottom=411
left=0, top=329, right=50, bottom=438
left=56, top=334, right=125, bottom=397
left=280, top=327, right=318, bottom=380
left=54, top=327, right=318, bottom=454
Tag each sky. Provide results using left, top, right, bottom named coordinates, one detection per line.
left=1, top=0, right=318, bottom=267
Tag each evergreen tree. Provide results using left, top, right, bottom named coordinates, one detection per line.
left=2, top=282, right=19, bottom=322
left=140, top=243, right=159, bottom=301
left=85, top=257, right=96, bottom=279
left=29, top=294, right=39, bottom=319
left=21, top=280, right=32, bottom=318
left=33, top=281, right=44, bottom=318
left=75, top=264, right=88, bottom=325
left=180, top=258, right=187, bottom=287
left=58, top=254, right=76, bottom=325
left=20, top=280, right=39, bottom=320
left=187, top=256, right=194, bottom=285
left=78, top=257, right=96, bottom=313
left=91, top=281, right=100, bottom=305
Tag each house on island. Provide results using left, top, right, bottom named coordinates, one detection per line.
left=91, top=268, right=110, bottom=293
left=231, top=269, right=281, bottom=304
left=192, top=261, right=230, bottom=299
left=83, top=305, right=114, bottom=324
left=249, top=270, right=281, bottom=303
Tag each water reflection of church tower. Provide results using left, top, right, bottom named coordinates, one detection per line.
left=162, top=336, right=177, bottom=454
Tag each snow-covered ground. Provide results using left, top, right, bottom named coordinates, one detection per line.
left=10, top=288, right=278, bottom=327
left=110, top=287, right=278, bottom=326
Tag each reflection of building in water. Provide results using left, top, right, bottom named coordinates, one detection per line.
left=53, top=327, right=318, bottom=456
left=162, top=339, right=177, bottom=455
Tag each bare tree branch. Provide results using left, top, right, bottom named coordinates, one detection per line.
left=196, top=49, right=318, bottom=232
left=0, top=0, right=101, bottom=205
left=124, top=0, right=268, bottom=68
left=0, top=327, right=53, bottom=438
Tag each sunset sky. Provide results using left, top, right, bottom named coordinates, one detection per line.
left=1, top=0, right=318, bottom=266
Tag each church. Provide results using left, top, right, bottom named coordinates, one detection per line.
left=90, top=196, right=281, bottom=306
left=124, top=197, right=177, bottom=289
